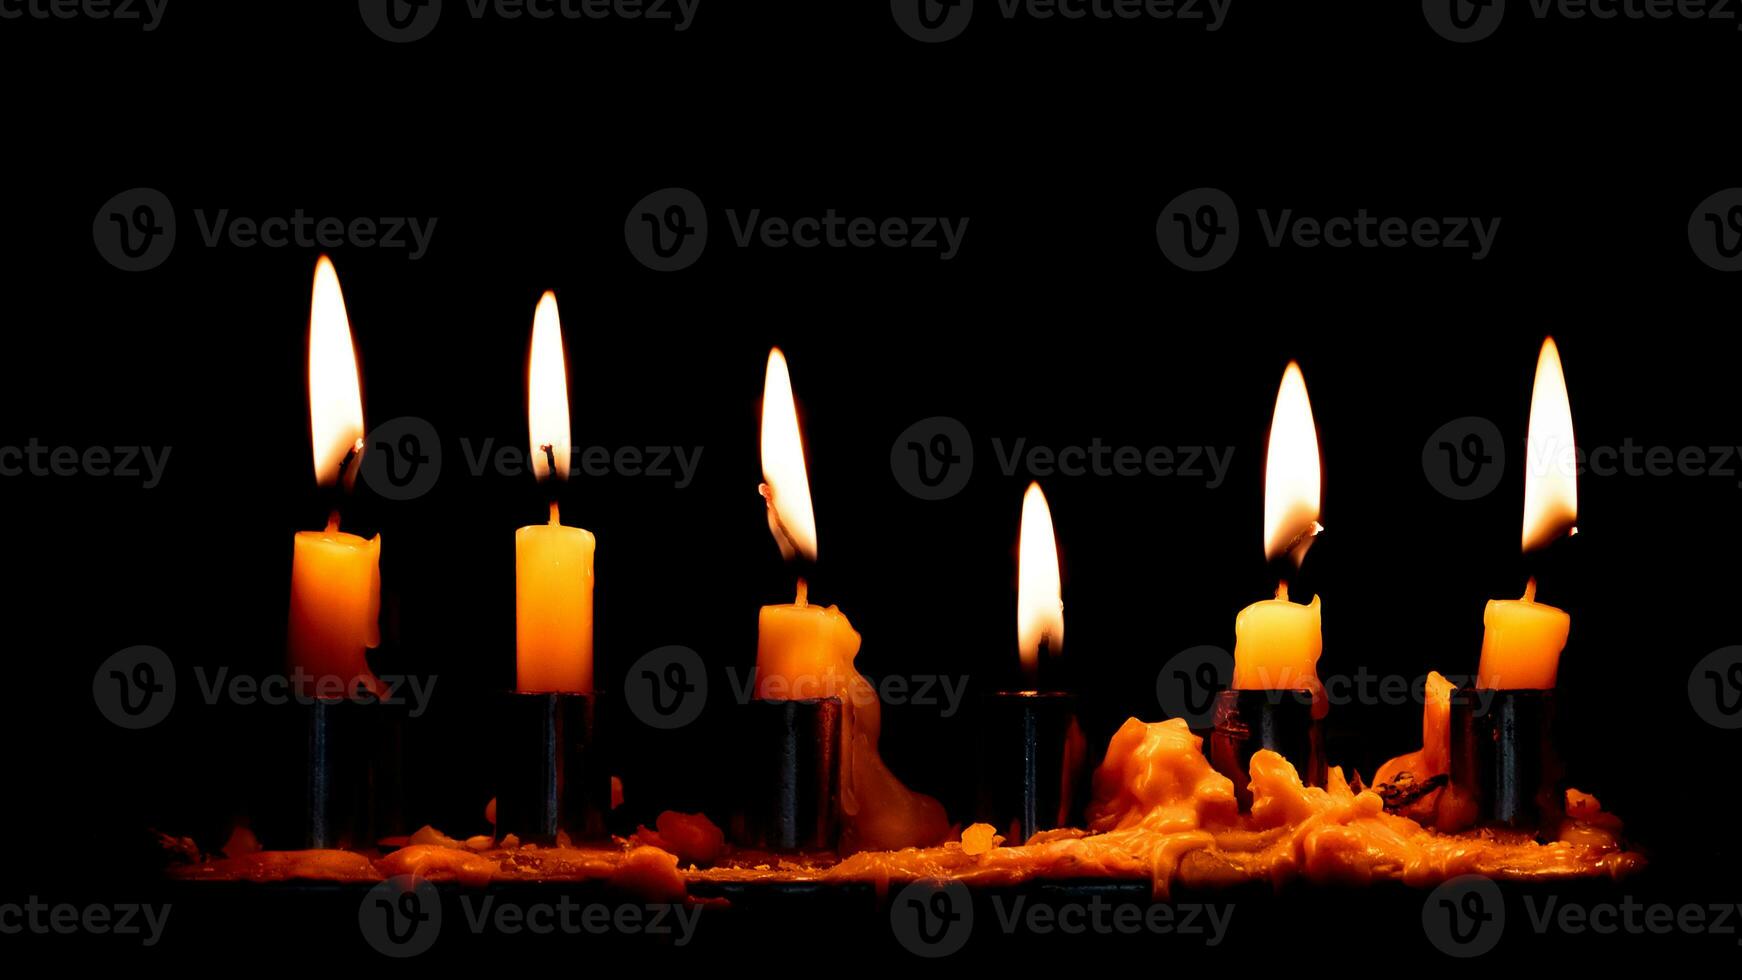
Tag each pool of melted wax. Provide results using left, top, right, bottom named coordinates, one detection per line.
left=165, top=718, right=1642, bottom=899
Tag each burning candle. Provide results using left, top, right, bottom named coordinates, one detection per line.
left=286, top=256, right=383, bottom=698
left=1232, top=361, right=1324, bottom=699
left=1476, top=336, right=1576, bottom=691
left=752, top=348, right=946, bottom=852
left=515, top=292, right=596, bottom=694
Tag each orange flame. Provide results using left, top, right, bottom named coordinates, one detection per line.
left=1522, top=336, right=1577, bottom=553
left=759, top=348, right=817, bottom=562
left=1017, top=482, right=1065, bottom=683
left=308, top=256, right=364, bottom=488
left=1263, top=361, right=1322, bottom=565
left=528, top=292, right=571, bottom=483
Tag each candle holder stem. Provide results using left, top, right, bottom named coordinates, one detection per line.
left=496, top=691, right=609, bottom=846
left=975, top=691, right=1084, bottom=844
left=733, top=697, right=842, bottom=853
left=1447, top=688, right=1562, bottom=835
left=1209, top=689, right=1325, bottom=809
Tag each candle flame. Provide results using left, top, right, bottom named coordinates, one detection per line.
left=1523, top=336, right=1577, bottom=553
left=308, top=256, right=365, bottom=488
left=528, top=291, right=571, bottom=483
left=1263, top=361, right=1323, bottom=565
left=759, top=348, right=817, bottom=562
left=1017, top=481, right=1064, bottom=682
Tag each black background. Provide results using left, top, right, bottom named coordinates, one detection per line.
left=3, top=0, right=1740, bottom=967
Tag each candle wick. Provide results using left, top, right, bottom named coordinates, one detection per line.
left=540, top=443, right=557, bottom=478
left=1523, top=576, right=1538, bottom=603
left=795, top=577, right=809, bottom=607
left=1275, top=580, right=1290, bottom=602
left=549, top=499, right=561, bottom=526
left=338, top=438, right=363, bottom=492
left=325, top=510, right=341, bottom=533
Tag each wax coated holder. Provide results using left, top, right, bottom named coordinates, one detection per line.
left=257, top=697, right=405, bottom=851
left=1209, top=689, right=1325, bottom=808
left=495, top=692, right=610, bottom=846
left=733, top=697, right=842, bottom=852
left=1448, top=688, right=1562, bottom=835
left=974, top=691, right=1083, bottom=844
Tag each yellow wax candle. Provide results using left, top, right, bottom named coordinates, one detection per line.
left=1476, top=579, right=1568, bottom=689
left=1232, top=583, right=1322, bottom=692
left=517, top=502, right=596, bottom=693
left=288, top=519, right=381, bottom=692
left=515, top=292, right=595, bottom=694
left=287, top=256, right=383, bottom=697
left=755, top=581, right=858, bottom=701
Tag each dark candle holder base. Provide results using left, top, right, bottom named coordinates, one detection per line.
left=732, top=697, right=841, bottom=853
left=495, top=692, right=609, bottom=846
left=257, top=697, right=405, bottom=851
left=1209, top=689, right=1324, bottom=808
left=974, top=692, right=1083, bottom=844
left=1447, top=688, right=1562, bottom=835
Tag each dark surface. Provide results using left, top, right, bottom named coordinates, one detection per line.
left=2, top=0, right=1738, bottom=968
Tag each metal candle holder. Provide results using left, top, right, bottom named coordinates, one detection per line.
left=975, top=691, right=1083, bottom=844
left=1447, top=688, right=1562, bottom=835
left=733, top=697, right=842, bottom=853
left=495, top=691, right=609, bottom=845
left=258, top=697, right=404, bottom=851
left=1209, top=688, right=1325, bottom=808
